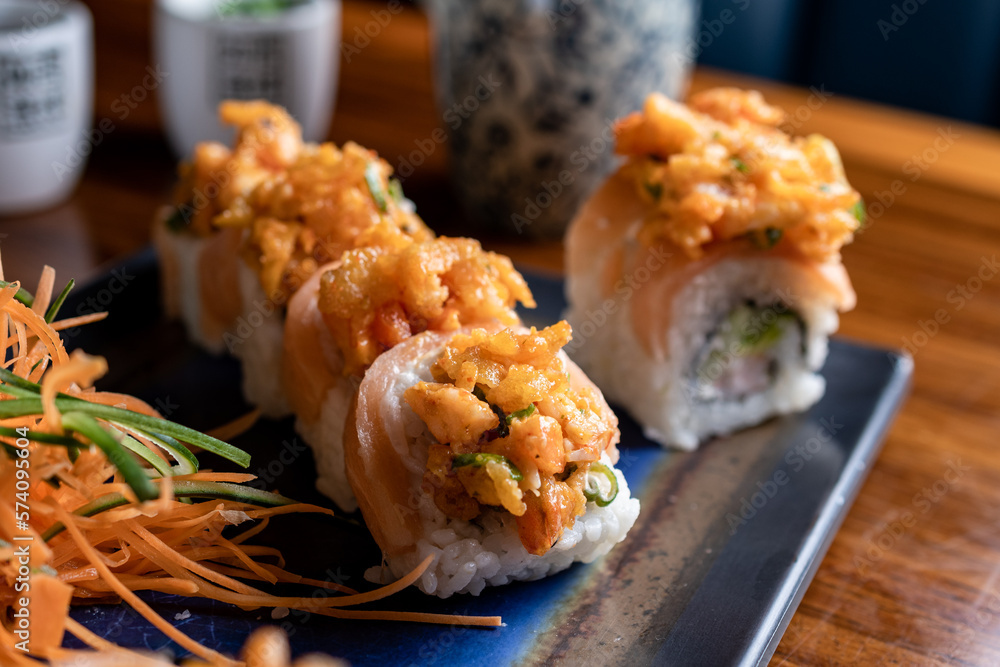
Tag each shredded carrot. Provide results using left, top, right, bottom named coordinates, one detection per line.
left=33, top=265, right=56, bottom=317
left=0, top=259, right=501, bottom=667
left=49, top=311, right=109, bottom=331
left=54, top=503, right=239, bottom=666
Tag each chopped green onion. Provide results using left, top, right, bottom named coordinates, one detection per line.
left=507, top=403, right=536, bottom=424
left=44, top=279, right=74, bottom=323
left=452, top=452, right=523, bottom=481
left=747, top=227, right=783, bottom=250
left=851, top=199, right=866, bottom=226
left=61, top=411, right=159, bottom=502
left=731, top=156, right=750, bottom=174
left=365, top=162, right=388, bottom=212
left=388, top=178, right=405, bottom=204
left=643, top=181, right=663, bottom=200
left=583, top=462, right=618, bottom=507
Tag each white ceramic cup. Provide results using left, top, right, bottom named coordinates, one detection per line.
left=0, top=1, right=93, bottom=216
left=154, top=0, right=340, bottom=158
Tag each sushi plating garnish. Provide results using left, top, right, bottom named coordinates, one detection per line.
left=614, top=88, right=862, bottom=261
left=404, top=322, right=618, bottom=555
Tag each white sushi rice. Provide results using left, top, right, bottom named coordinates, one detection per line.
left=157, top=224, right=291, bottom=417
left=294, top=378, right=360, bottom=512
left=363, top=350, right=640, bottom=598
left=155, top=227, right=229, bottom=354
left=566, top=255, right=838, bottom=450
left=230, top=262, right=290, bottom=418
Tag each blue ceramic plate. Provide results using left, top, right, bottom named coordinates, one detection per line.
left=63, top=250, right=911, bottom=665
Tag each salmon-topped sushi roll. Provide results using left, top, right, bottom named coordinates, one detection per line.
left=282, top=237, right=534, bottom=511
left=565, top=88, right=861, bottom=449
left=345, top=322, right=639, bottom=597
left=154, top=100, right=432, bottom=417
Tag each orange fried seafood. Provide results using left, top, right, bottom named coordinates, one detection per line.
left=344, top=323, right=639, bottom=598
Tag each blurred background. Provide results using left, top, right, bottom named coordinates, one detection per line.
left=2, top=0, right=997, bottom=278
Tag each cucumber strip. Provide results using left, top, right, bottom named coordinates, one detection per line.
left=111, top=422, right=199, bottom=476
left=106, top=425, right=173, bottom=478
left=0, top=393, right=250, bottom=468
left=61, top=411, right=159, bottom=501
left=0, top=425, right=83, bottom=447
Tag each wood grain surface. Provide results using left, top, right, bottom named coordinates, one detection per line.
left=5, top=2, right=1000, bottom=664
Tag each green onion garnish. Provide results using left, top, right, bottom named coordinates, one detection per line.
left=731, top=156, right=751, bottom=174
left=365, top=162, right=388, bottom=212
left=44, top=279, right=74, bottom=323
left=583, top=462, right=618, bottom=507
left=453, top=452, right=523, bottom=481
left=851, top=199, right=866, bottom=226
left=507, top=403, right=536, bottom=424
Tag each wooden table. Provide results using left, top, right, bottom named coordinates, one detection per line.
left=8, top=2, right=1000, bottom=664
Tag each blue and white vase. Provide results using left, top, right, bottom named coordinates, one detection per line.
left=424, top=0, right=698, bottom=237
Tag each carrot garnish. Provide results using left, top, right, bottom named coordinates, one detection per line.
left=0, top=262, right=502, bottom=667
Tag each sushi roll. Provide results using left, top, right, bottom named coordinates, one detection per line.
left=154, top=100, right=431, bottom=416
left=565, top=88, right=861, bottom=449
left=282, top=237, right=535, bottom=511
left=345, top=322, right=639, bottom=597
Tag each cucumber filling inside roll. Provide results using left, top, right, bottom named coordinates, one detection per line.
left=690, top=301, right=807, bottom=402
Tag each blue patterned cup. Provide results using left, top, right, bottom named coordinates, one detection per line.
left=424, top=0, right=698, bottom=237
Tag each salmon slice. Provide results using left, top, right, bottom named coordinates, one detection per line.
left=567, top=171, right=856, bottom=360
left=344, top=327, right=621, bottom=560
left=282, top=262, right=344, bottom=424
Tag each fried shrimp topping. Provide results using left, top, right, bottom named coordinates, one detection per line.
left=318, top=238, right=535, bottom=376
left=171, top=101, right=432, bottom=299
left=404, top=322, right=618, bottom=556
left=615, top=88, right=862, bottom=260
